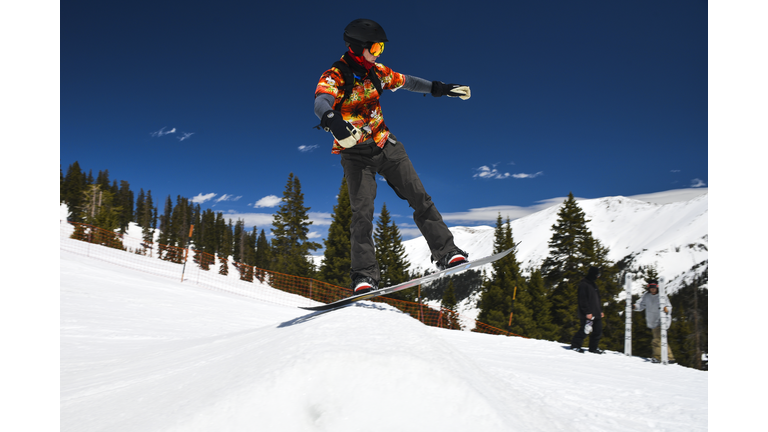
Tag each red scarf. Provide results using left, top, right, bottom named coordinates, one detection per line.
left=347, top=47, right=375, bottom=70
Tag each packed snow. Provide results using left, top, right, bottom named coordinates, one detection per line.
left=60, top=240, right=707, bottom=431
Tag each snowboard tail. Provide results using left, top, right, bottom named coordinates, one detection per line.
left=300, top=247, right=515, bottom=312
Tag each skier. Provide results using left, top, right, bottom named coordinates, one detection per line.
left=570, top=266, right=605, bottom=354
left=633, top=280, right=676, bottom=363
left=314, top=18, right=470, bottom=295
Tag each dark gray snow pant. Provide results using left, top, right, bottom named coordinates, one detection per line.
left=340, top=136, right=457, bottom=284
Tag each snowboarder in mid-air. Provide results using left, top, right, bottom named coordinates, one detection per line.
left=314, top=18, right=471, bottom=295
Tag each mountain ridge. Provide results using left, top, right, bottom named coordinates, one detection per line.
left=404, top=190, right=708, bottom=297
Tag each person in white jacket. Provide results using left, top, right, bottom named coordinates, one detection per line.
left=633, top=280, right=676, bottom=363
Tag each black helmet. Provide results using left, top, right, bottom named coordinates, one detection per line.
left=344, top=19, right=388, bottom=51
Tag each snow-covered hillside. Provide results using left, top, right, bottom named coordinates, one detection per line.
left=404, top=190, right=708, bottom=297
left=60, top=243, right=707, bottom=431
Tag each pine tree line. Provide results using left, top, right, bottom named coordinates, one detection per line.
left=62, top=162, right=305, bottom=274
left=61, top=162, right=707, bottom=368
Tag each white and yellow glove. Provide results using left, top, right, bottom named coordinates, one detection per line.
left=431, top=81, right=471, bottom=100
left=321, top=110, right=362, bottom=148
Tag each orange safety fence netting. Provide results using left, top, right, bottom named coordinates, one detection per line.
left=60, top=220, right=523, bottom=337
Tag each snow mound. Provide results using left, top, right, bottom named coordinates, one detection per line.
left=61, top=248, right=707, bottom=432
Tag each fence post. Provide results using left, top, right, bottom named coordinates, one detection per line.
left=180, top=225, right=194, bottom=282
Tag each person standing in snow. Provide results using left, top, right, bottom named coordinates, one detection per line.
left=570, top=266, right=605, bottom=354
left=633, top=280, right=676, bottom=363
left=314, top=18, right=470, bottom=295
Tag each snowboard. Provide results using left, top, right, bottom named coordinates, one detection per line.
left=300, top=247, right=515, bottom=312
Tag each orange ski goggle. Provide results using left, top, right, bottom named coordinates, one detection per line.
left=368, top=42, right=384, bottom=56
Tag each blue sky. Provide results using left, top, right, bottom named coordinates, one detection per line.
left=59, top=0, right=708, bottom=242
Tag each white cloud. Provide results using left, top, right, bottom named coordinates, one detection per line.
left=442, top=199, right=568, bottom=225
left=191, top=192, right=217, bottom=204
left=177, top=132, right=195, bottom=142
left=512, top=171, right=544, bottom=179
left=308, top=212, right=333, bottom=226
left=474, top=165, right=543, bottom=180
left=628, top=188, right=707, bottom=204
left=150, top=127, right=176, bottom=137
left=298, top=145, right=319, bottom=152
left=218, top=212, right=275, bottom=229
left=473, top=165, right=511, bottom=179
left=690, top=178, right=706, bottom=188
left=253, top=195, right=282, bottom=208
left=215, top=194, right=242, bottom=203
left=398, top=226, right=423, bottom=239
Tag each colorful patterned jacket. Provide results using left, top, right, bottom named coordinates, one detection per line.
left=315, top=55, right=406, bottom=154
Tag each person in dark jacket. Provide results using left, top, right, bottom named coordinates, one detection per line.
left=570, top=266, right=605, bottom=353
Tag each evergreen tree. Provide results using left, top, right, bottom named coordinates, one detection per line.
left=420, top=270, right=483, bottom=303
left=116, top=180, right=134, bottom=233
left=157, top=195, right=173, bottom=246
left=667, top=269, right=708, bottom=369
left=213, top=213, right=229, bottom=256
left=217, top=218, right=234, bottom=276
left=541, top=193, right=596, bottom=342
left=540, top=193, right=622, bottom=345
left=540, top=193, right=592, bottom=286
left=254, top=229, right=272, bottom=270
left=374, top=203, right=411, bottom=300
left=81, top=184, right=122, bottom=231
left=62, top=161, right=88, bottom=220
left=241, top=227, right=258, bottom=266
left=197, top=209, right=217, bottom=254
left=95, top=170, right=111, bottom=191
left=643, top=265, right=661, bottom=285
left=506, top=278, right=533, bottom=337
left=139, top=190, right=156, bottom=244
left=60, top=166, right=64, bottom=203
left=170, top=196, right=193, bottom=247
left=589, top=238, right=622, bottom=350
left=270, top=173, right=320, bottom=277
left=233, top=220, right=247, bottom=264
left=441, top=280, right=461, bottom=330
left=525, top=269, right=558, bottom=340
left=477, top=214, right=525, bottom=332
left=135, top=189, right=146, bottom=225
left=318, top=177, right=352, bottom=288
left=441, top=280, right=457, bottom=311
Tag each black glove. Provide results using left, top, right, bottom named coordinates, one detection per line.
left=431, top=82, right=471, bottom=100
left=320, top=110, right=361, bottom=148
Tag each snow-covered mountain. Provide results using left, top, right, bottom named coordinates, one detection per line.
left=404, top=189, right=708, bottom=297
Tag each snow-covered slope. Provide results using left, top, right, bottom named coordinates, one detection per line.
left=404, top=191, right=708, bottom=296
left=60, top=247, right=707, bottom=432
